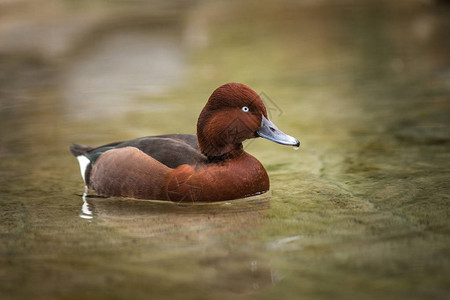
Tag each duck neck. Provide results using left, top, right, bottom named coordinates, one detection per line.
left=204, top=143, right=244, bottom=163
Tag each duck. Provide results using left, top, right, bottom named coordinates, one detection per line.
left=70, top=83, right=299, bottom=202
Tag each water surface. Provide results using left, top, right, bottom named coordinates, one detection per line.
left=0, top=1, right=449, bottom=299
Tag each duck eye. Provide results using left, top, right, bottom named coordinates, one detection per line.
left=242, top=106, right=249, bottom=112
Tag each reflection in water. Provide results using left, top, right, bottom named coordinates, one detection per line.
left=79, top=188, right=93, bottom=220
left=267, top=235, right=303, bottom=251
left=78, top=192, right=280, bottom=293
left=79, top=192, right=271, bottom=234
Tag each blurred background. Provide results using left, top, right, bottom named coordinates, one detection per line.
left=0, top=0, right=449, bottom=299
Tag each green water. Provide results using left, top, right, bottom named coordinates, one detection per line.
left=1, top=1, right=449, bottom=299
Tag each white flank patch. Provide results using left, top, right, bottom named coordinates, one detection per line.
left=76, top=155, right=90, bottom=183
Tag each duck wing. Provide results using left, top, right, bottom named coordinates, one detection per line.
left=70, top=134, right=206, bottom=169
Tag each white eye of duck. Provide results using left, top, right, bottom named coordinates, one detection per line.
left=242, top=106, right=249, bottom=112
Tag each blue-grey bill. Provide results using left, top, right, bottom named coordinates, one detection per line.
left=256, top=115, right=300, bottom=147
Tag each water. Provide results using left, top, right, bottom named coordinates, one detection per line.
left=1, top=1, right=449, bottom=299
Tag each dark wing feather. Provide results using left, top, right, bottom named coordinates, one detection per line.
left=71, top=134, right=206, bottom=169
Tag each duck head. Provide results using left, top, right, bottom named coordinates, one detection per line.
left=197, top=83, right=300, bottom=157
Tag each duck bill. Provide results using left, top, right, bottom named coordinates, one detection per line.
left=255, top=115, right=300, bottom=147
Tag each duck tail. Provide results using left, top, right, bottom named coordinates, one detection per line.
left=70, top=144, right=94, bottom=185
left=70, top=144, right=93, bottom=157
